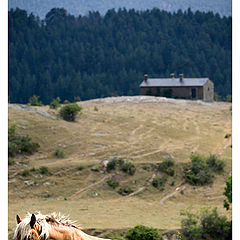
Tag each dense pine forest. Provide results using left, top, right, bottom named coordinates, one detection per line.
left=8, top=8, right=231, bottom=104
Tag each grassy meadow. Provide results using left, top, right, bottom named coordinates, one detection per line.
left=8, top=97, right=232, bottom=238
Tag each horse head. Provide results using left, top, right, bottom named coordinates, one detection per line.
left=15, top=214, right=46, bottom=240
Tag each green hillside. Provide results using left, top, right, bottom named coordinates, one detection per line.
left=8, top=97, right=232, bottom=239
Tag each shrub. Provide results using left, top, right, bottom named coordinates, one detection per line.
left=185, top=154, right=213, bottom=185
left=206, top=154, right=225, bottom=173
left=226, top=95, right=232, bottom=102
left=224, top=133, right=231, bottom=138
left=18, top=135, right=40, bottom=154
left=158, top=158, right=175, bottom=176
left=28, top=95, right=42, bottom=106
left=106, top=158, right=124, bottom=172
left=107, top=178, right=119, bottom=189
left=74, top=96, right=81, bottom=102
left=54, top=149, right=66, bottom=159
left=63, top=100, right=70, bottom=104
left=125, top=225, right=162, bottom=240
left=59, top=103, right=82, bottom=121
left=121, top=162, right=136, bottom=175
left=8, top=141, right=19, bottom=158
left=166, top=168, right=175, bottom=176
left=50, top=97, right=61, bottom=109
left=181, top=208, right=232, bottom=240
left=214, top=93, right=221, bottom=101
left=152, top=176, right=167, bottom=189
left=21, top=169, right=30, bottom=177
left=39, top=166, right=51, bottom=175
left=8, top=125, right=40, bottom=157
left=118, top=186, right=133, bottom=196
left=76, top=165, right=84, bottom=171
left=224, top=176, right=232, bottom=210
left=91, top=167, right=100, bottom=172
left=106, top=160, right=117, bottom=172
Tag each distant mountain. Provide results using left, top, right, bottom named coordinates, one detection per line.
left=8, top=0, right=231, bottom=18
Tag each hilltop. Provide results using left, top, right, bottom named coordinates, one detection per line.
left=8, top=96, right=232, bottom=238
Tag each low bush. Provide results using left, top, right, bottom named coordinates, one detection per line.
left=76, top=165, right=84, bottom=171
left=21, top=169, right=31, bottom=177
left=18, top=135, right=40, bottom=154
left=74, top=96, right=81, bottom=102
left=50, top=97, right=61, bottom=109
left=121, top=162, right=136, bottom=175
left=39, top=166, right=51, bottom=175
left=106, top=158, right=125, bottom=172
left=125, top=225, right=162, bottom=240
left=106, top=160, right=117, bottom=172
left=107, top=178, right=119, bottom=189
left=224, top=176, right=232, bottom=210
left=181, top=208, right=232, bottom=240
left=118, top=186, right=133, bottom=196
left=206, top=154, right=225, bottom=173
left=63, top=100, right=70, bottom=104
left=226, top=95, right=232, bottom=102
left=91, top=167, right=100, bottom=172
left=224, top=133, right=231, bottom=139
left=8, top=125, right=40, bottom=157
left=59, top=103, right=82, bottom=121
left=54, top=149, right=66, bottom=159
left=28, top=95, right=42, bottom=106
left=152, top=176, right=168, bottom=190
left=158, top=158, right=175, bottom=176
left=185, top=154, right=213, bottom=185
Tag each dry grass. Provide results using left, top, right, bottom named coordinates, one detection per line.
left=8, top=98, right=232, bottom=237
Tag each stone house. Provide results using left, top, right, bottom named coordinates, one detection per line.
left=139, top=74, right=214, bottom=102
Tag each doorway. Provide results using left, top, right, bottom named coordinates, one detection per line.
left=191, top=88, right=196, bottom=99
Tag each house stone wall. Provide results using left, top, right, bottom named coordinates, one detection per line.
left=140, top=86, right=204, bottom=100
left=203, top=80, right=214, bottom=102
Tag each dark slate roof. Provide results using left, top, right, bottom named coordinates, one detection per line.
left=140, top=78, right=209, bottom=87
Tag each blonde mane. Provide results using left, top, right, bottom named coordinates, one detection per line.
left=14, top=212, right=81, bottom=240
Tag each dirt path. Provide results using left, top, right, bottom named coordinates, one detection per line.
left=125, top=173, right=156, bottom=197
left=160, top=185, right=186, bottom=204
left=69, top=175, right=110, bottom=200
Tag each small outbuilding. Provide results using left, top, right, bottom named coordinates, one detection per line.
left=139, top=73, right=214, bottom=102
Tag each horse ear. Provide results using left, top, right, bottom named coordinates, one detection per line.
left=16, top=215, right=22, bottom=224
left=30, top=214, right=36, bottom=228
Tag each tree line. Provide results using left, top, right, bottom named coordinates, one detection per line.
left=8, top=7, right=231, bottom=104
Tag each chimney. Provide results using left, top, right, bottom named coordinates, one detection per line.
left=179, top=73, right=184, bottom=82
left=170, top=73, right=175, bottom=79
left=144, top=74, right=148, bottom=82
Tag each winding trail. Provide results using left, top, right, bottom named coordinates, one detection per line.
left=125, top=173, right=156, bottom=197
left=69, top=175, right=110, bottom=200
left=160, top=185, right=186, bottom=204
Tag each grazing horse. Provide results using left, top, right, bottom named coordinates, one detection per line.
left=14, top=212, right=111, bottom=240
